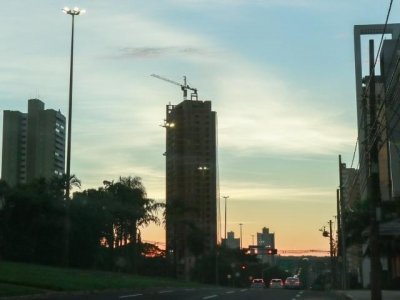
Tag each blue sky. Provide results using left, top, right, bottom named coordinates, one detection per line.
left=1, top=0, right=399, bottom=252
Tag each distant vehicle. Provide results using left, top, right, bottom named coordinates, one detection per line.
left=285, top=277, right=301, bottom=289
left=251, top=278, right=266, bottom=288
left=269, top=278, right=283, bottom=288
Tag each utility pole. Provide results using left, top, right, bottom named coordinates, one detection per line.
left=336, top=188, right=340, bottom=289
left=338, top=155, right=347, bottom=289
left=367, top=39, right=382, bottom=300
left=321, top=222, right=336, bottom=287
left=239, top=223, right=243, bottom=249
left=329, top=220, right=337, bottom=289
left=215, top=249, right=219, bottom=286
left=336, top=188, right=341, bottom=255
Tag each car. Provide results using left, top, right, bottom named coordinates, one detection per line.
left=269, top=278, right=284, bottom=288
left=285, top=276, right=301, bottom=289
left=251, top=278, right=266, bottom=288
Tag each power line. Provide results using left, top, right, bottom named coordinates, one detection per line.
left=362, top=0, right=394, bottom=95
left=345, top=0, right=398, bottom=199
left=350, top=140, right=358, bottom=169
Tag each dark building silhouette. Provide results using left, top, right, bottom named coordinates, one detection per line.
left=221, top=231, right=240, bottom=249
left=1, top=99, right=65, bottom=186
left=165, top=99, right=217, bottom=278
left=353, top=23, right=400, bottom=288
left=257, top=226, right=275, bottom=249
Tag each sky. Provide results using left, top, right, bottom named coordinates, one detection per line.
left=1, top=0, right=399, bottom=254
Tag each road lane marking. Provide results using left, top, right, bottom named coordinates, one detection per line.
left=225, top=291, right=235, bottom=294
left=159, top=290, right=173, bottom=294
left=240, top=289, right=247, bottom=292
left=119, top=294, right=143, bottom=298
left=203, top=295, right=218, bottom=299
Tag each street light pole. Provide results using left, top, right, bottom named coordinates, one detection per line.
left=63, top=6, right=85, bottom=201
left=223, top=196, right=229, bottom=240
left=62, top=6, right=85, bottom=267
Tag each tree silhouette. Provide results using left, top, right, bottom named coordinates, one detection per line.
left=72, top=176, right=164, bottom=272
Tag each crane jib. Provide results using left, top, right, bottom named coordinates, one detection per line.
left=151, top=74, right=198, bottom=101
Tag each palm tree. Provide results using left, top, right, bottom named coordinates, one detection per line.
left=102, top=176, right=164, bottom=271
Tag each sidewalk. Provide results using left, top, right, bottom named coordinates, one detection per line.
left=338, top=289, right=400, bottom=300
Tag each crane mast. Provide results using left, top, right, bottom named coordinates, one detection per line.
left=151, top=74, right=198, bottom=100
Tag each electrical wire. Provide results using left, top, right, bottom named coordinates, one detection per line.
left=362, top=0, right=394, bottom=95
left=343, top=0, right=397, bottom=201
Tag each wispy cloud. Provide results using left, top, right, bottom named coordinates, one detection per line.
left=220, top=180, right=333, bottom=202
left=205, top=54, right=356, bottom=156
left=113, top=46, right=209, bottom=59
left=169, top=0, right=320, bottom=7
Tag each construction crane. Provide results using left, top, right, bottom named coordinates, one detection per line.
left=151, top=74, right=198, bottom=100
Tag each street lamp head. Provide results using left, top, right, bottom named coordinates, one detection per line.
left=62, top=7, right=86, bottom=15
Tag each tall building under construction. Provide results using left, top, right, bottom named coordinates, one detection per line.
left=1, top=99, right=65, bottom=187
left=165, top=99, right=217, bottom=278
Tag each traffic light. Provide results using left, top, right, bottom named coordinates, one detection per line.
left=266, top=248, right=278, bottom=255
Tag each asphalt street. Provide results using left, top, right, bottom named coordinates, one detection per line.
left=31, top=287, right=346, bottom=300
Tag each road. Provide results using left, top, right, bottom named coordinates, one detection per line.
left=34, top=287, right=345, bottom=300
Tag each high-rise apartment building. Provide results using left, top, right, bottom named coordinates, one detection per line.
left=257, top=227, right=275, bottom=249
left=165, top=99, right=217, bottom=277
left=1, top=99, right=65, bottom=186
left=256, top=227, right=275, bottom=264
left=221, top=231, right=240, bottom=249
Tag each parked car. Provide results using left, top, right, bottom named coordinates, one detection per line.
left=269, top=278, right=284, bottom=288
left=251, top=278, right=266, bottom=288
left=285, top=276, right=301, bottom=289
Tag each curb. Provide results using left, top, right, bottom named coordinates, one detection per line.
left=335, top=291, right=353, bottom=300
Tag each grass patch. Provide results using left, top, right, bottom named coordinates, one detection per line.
left=0, top=261, right=200, bottom=293
left=0, top=283, right=44, bottom=297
